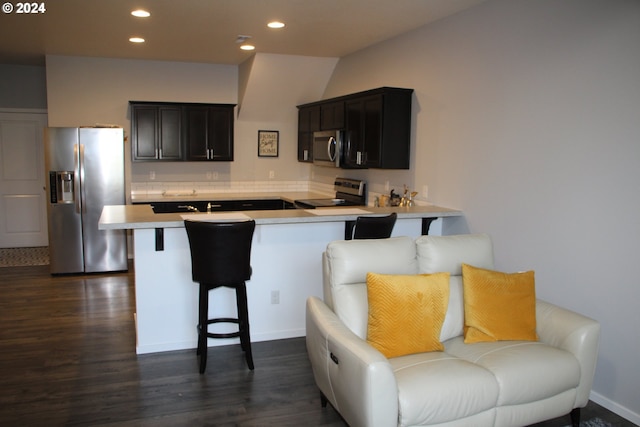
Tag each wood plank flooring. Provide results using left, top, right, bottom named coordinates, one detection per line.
left=0, top=264, right=634, bottom=426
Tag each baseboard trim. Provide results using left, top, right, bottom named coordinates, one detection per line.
left=590, top=390, right=640, bottom=425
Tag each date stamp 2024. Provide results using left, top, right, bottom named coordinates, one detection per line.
left=2, top=2, right=46, bottom=14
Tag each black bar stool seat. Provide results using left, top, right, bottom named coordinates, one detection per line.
left=352, top=212, right=397, bottom=239
left=184, top=219, right=256, bottom=374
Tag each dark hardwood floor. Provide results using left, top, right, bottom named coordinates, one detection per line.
left=0, top=264, right=634, bottom=426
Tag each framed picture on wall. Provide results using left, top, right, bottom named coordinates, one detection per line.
left=258, top=130, right=279, bottom=157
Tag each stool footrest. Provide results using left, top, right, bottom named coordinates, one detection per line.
left=199, top=317, right=242, bottom=339
left=206, top=331, right=241, bottom=339
left=206, top=317, right=240, bottom=325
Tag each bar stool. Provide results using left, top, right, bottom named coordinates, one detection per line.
left=184, top=219, right=256, bottom=374
left=352, top=212, right=397, bottom=239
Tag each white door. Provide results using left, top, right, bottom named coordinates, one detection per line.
left=0, top=111, right=49, bottom=248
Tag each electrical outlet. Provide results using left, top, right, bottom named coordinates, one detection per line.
left=422, top=185, right=428, bottom=199
left=269, top=170, right=275, bottom=179
left=206, top=172, right=212, bottom=180
left=212, top=171, right=218, bottom=180
left=385, top=181, right=390, bottom=192
left=149, top=171, right=155, bottom=180
left=270, top=290, right=280, bottom=305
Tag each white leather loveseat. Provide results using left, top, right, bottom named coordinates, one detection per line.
left=306, top=234, right=600, bottom=427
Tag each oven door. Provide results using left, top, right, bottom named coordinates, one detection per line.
left=312, top=130, right=342, bottom=168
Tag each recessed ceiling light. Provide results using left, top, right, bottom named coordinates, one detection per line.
left=267, top=21, right=285, bottom=29
left=129, top=37, right=145, bottom=43
left=131, top=9, right=150, bottom=18
left=240, top=44, right=255, bottom=51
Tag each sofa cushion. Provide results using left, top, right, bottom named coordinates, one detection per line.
left=416, top=234, right=495, bottom=342
left=324, top=237, right=418, bottom=339
left=416, top=234, right=495, bottom=276
left=462, top=263, right=537, bottom=343
left=366, top=272, right=450, bottom=358
left=390, top=351, right=499, bottom=426
left=444, top=337, right=580, bottom=406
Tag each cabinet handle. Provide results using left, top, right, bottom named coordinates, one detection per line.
left=356, top=151, right=362, bottom=165
left=303, top=149, right=309, bottom=161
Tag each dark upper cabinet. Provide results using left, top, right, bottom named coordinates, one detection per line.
left=297, top=87, right=413, bottom=169
left=184, top=105, right=235, bottom=161
left=297, top=105, right=320, bottom=162
left=344, top=88, right=412, bottom=169
left=320, top=101, right=345, bottom=130
left=130, top=101, right=235, bottom=162
left=131, top=103, right=183, bottom=161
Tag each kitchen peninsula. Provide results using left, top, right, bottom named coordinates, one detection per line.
left=99, top=201, right=462, bottom=354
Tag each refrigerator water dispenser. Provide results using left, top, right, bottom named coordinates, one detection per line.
left=49, top=171, right=75, bottom=203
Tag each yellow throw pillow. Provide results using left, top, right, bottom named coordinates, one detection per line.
left=366, top=272, right=450, bottom=358
left=462, top=263, right=537, bottom=343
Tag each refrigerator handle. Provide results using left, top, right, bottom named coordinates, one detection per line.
left=73, top=144, right=81, bottom=214
left=78, top=144, right=86, bottom=213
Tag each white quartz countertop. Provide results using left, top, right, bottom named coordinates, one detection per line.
left=99, top=203, right=462, bottom=230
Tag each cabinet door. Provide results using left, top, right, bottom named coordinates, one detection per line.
left=297, top=105, right=320, bottom=162
left=344, top=98, right=371, bottom=168
left=131, top=106, right=158, bottom=160
left=361, top=95, right=383, bottom=167
left=131, top=104, right=183, bottom=161
left=158, top=107, right=182, bottom=160
left=345, top=95, right=385, bottom=168
left=320, top=101, right=345, bottom=130
left=184, top=107, right=209, bottom=160
left=208, top=106, right=233, bottom=161
left=184, top=106, right=234, bottom=161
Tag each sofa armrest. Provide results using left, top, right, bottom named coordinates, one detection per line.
left=306, top=297, right=398, bottom=427
left=536, top=299, right=601, bottom=407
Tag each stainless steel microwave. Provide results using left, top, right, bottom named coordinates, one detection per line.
left=313, top=130, right=343, bottom=168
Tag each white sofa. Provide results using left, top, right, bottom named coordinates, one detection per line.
left=305, top=234, right=600, bottom=427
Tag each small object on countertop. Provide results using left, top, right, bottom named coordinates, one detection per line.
left=390, top=189, right=401, bottom=207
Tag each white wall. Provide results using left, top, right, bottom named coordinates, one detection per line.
left=0, top=64, right=47, bottom=109
left=325, top=0, right=640, bottom=422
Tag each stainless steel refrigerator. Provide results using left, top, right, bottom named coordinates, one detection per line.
left=44, top=127, right=128, bottom=274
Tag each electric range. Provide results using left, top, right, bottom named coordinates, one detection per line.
left=294, top=178, right=366, bottom=209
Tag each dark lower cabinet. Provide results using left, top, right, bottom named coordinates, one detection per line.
left=142, top=199, right=287, bottom=214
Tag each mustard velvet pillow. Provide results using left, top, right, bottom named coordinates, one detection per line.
left=366, top=272, right=450, bottom=358
left=462, top=263, right=537, bottom=344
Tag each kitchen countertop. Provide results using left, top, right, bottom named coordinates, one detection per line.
left=99, top=203, right=463, bottom=230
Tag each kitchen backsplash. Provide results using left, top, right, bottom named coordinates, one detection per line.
left=131, top=180, right=335, bottom=198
